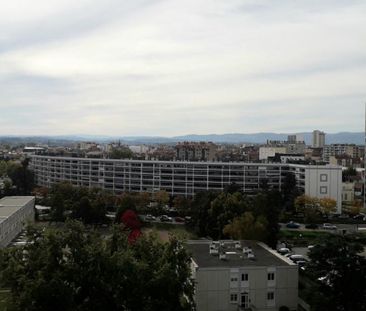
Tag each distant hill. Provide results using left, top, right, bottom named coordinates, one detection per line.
left=0, top=132, right=364, bottom=145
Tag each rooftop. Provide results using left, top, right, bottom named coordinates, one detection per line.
left=0, top=196, right=35, bottom=218
left=186, top=240, right=294, bottom=268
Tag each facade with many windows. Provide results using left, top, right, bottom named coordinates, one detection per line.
left=187, top=240, right=298, bottom=311
left=29, top=155, right=343, bottom=212
left=0, top=196, right=35, bottom=248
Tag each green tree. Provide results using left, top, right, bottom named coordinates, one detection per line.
left=6, top=159, right=34, bottom=195
left=307, top=235, right=366, bottom=311
left=342, top=167, right=357, bottom=182
left=109, top=147, right=133, bottom=159
left=0, top=221, right=194, bottom=311
left=282, top=173, right=300, bottom=213
left=208, top=192, right=248, bottom=239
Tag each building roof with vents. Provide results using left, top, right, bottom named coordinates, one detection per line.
left=186, top=240, right=295, bottom=268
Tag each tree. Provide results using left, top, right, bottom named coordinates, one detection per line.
left=342, top=167, right=357, bottom=182
left=135, top=192, right=151, bottom=213
left=6, top=159, right=34, bottom=195
left=223, top=212, right=267, bottom=241
left=349, top=200, right=362, bottom=216
left=109, top=147, right=133, bottom=159
left=50, top=193, right=65, bottom=221
left=319, top=198, right=337, bottom=217
left=173, top=196, right=192, bottom=215
left=251, top=191, right=282, bottom=248
left=208, top=192, right=248, bottom=239
left=0, top=160, right=8, bottom=176
left=0, top=221, right=194, bottom=311
left=154, top=190, right=170, bottom=208
left=282, top=173, right=300, bottom=213
left=307, top=235, right=366, bottom=311
left=116, top=193, right=137, bottom=222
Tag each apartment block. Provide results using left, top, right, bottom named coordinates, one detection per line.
left=323, top=144, right=359, bottom=162
left=175, top=142, right=218, bottom=162
left=187, top=240, right=298, bottom=311
left=312, top=130, right=325, bottom=148
left=29, top=155, right=343, bottom=213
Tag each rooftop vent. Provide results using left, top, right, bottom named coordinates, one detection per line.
left=209, top=242, right=219, bottom=255
left=243, top=247, right=252, bottom=254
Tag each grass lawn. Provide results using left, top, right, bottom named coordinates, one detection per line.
left=279, top=230, right=332, bottom=246
left=143, top=223, right=198, bottom=242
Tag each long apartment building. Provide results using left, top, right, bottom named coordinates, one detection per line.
left=29, top=155, right=343, bottom=213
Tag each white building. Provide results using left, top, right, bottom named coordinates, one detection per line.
left=259, top=147, right=287, bottom=162
left=187, top=240, right=298, bottom=311
left=29, top=155, right=343, bottom=213
left=323, top=144, right=358, bottom=162
left=312, top=130, right=326, bottom=148
left=0, top=196, right=35, bottom=248
left=342, top=182, right=355, bottom=203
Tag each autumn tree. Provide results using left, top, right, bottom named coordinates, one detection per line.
left=154, top=190, right=170, bottom=208
left=223, top=212, right=267, bottom=241
left=319, top=198, right=337, bottom=217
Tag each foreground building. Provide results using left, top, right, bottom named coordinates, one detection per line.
left=187, top=240, right=298, bottom=311
left=29, top=155, right=343, bottom=213
left=0, top=196, right=35, bottom=248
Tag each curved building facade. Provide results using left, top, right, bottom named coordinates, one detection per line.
left=29, top=155, right=342, bottom=213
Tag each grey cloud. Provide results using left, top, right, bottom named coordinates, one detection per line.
left=0, top=0, right=162, bottom=53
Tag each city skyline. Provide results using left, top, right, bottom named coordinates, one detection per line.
left=1, top=0, right=365, bottom=136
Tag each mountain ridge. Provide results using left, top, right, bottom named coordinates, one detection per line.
left=0, top=132, right=364, bottom=145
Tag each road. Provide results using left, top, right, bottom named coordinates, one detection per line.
left=280, top=223, right=366, bottom=233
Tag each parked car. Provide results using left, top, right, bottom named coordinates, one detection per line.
left=160, top=215, right=173, bottom=222
left=174, top=217, right=185, bottom=223
left=353, top=214, right=366, bottom=221
left=323, top=223, right=337, bottom=230
left=305, top=223, right=319, bottom=229
left=145, top=214, right=156, bottom=221
left=277, top=247, right=291, bottom=255
left=184, top=216, right=192, bottom=223
left=289, top=254, right=305, bottom=263
left=286, top=221, right=301, bottom=229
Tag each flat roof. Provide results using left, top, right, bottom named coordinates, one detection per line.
left=186, top=240, right=294, bottom=268
left=29, top=155, right=342, bottom=169
left=0, top=196, right=35, bottom=218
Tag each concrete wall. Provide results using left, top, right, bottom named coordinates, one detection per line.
left=195, top=266, right=298, bottom=311
left=0, top=197, right=35, bottom=248
left=304, top=166, right=343, bottom=213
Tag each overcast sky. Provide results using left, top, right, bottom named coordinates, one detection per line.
left=0, top=0, right=365, bottom=136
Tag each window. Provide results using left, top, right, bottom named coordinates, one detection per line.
left=231, top=277, right=238, bottom=282
left=268, top=273, right=275, bottom=281
left=230, top=294, right=238, bottom=303
left=320, top=174, right=328, bottom=182
left=320, top=186, right=328, bottom=194
left=267, top=292, right=275, bottom=301
left=241, top=273, right=249, bottom=281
